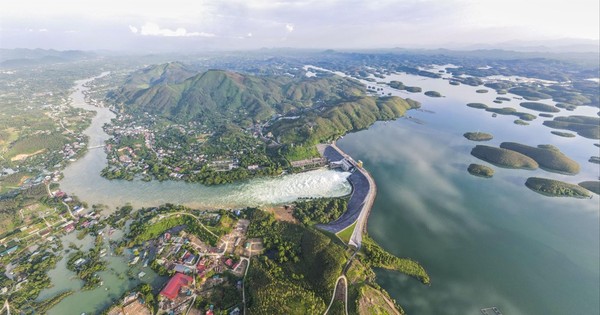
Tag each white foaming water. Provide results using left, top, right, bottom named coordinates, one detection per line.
left=237, top=169, right=352, bottom=205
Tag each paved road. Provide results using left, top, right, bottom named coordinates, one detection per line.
left=316, top=144, right=376, bottom=248
left=323, top=276, right=348, bottom=315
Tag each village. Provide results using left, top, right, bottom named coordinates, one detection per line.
left=101, top=208, right=264, bottom=315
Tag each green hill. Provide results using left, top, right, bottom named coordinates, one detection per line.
left=112, top=65, right=366, bottom=127
left=471, top=145, right=539, bottom=170
left=499, top=142, right=579, bottom=175
left=526, top=177, right=592, bottom=198
left=543, top=115, right=600, bottom=139
left=269, top=96, right=419, bottom=145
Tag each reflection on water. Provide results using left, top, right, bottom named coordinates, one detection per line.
left=337, top=71, right=599, bottom=315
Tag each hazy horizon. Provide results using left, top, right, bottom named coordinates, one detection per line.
left=1, top=0, right=599, bottom=52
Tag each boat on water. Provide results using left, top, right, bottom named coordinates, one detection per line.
left=143, top=259, right=149, bottom=267
left=138, top=271, right=146, bottom=278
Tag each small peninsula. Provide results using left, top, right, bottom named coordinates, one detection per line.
left=463, top=132, right=493, bottom=141
left=525, top=177, right=592, bottom=198
left=467, top=164, right=494, bottom=178
left=471, top=145, right=539, bottom=170
left=579, top=181, right=600, bottom=195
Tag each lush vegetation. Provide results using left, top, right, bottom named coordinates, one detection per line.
left=270, top=96, right=420, bottom=145
left=467, top=164, right=494, bottom=178
left=463, top=132, right=493, bottom=141
left=424, top=91, right=442, bottom=97
left=292, top=197, right=348, bottom=225
left=519, top=102, right=560, bottom=113
left=471, top=145, right=539, bottom=169
left=525, top=177, right=592, bottom=198
left=514, top=119, right=529, bottom=125
left=551, top=131, right=576, bottom=138
left=387, top=81, right=422, bottom=93
left=499, top=142, right=580, bottom=175
left=578, top=181, right=600, bottom=195
left=484, top=107, right=537, bottom=121
left=128, top=213, right=218, bottom=245
left=362, top=236, right=430, bottom=285
left=111, top=66, right=365, bottom=127
left=467, top=103, right=488, bottom=109
left=102, top=64, right=420, bottom=184
left=543, top=115, right=600, bottom=139
left=245, top=208, right=348, bottom=313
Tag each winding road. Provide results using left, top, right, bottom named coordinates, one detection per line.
left=323, top=276, right=348, bottom=315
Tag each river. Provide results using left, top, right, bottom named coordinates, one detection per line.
left=336, top=69, right=599, bottom=314
left=59, top=76, right=352, bottom=210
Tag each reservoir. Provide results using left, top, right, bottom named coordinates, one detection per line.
left=57, top=69, right=599, bottom=314
left=337, top=70, right=599, bottom=315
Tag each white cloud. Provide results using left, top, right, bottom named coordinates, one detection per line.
left=247, top=32, right=253, bottom=37
left=285, top=23, right=294, bottom=32
left=39, top=28, right=48, bottom=32
left=134, top=22, right=215, bottom=37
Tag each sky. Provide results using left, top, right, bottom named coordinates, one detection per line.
left=1, top=0, right=599, bottom=51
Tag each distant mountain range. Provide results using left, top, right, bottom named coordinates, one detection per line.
left=0, top=48, right=96, bottom=68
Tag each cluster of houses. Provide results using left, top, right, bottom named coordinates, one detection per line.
left=149, top=229, right=245, bottom=315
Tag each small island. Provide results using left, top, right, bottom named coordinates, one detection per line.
left=539, top=113, right=554, bottom=118
left=424, top=90, right=442, bottom=97
left=449, top=81, right=460, bottom=85
left=589, top=156, right=600, bottom=164
left=463, top=132, right=493, bottom=141
left=525, top=177, right=592, bottom=198
left=387, top=81, right=422, bottom=93
left=496, top=97, right=511, bottom=101
left=556, top=103, right=577, bottom=111
left=514, top=119, right=529, bottom=125
left=579, top=181, right=600, bottom=195
left=467, top=102, right=488, bottom=109
left=476, top=89, right=488, bottom=93
left=551, top=131, right=576, bottom=138
left=476, top=106, right=537, bottom=121
left=467, top=163, right=494, bottom=178
left=543, top=115, right=600, bottom=139
left=471, top=145, right=539, bottom=170
left=499, top=142, right=580, bottom=175
left=519, top=102, right=560, bottom=113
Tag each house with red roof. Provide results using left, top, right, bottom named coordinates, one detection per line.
left=159, top=272, right=193, bottom=301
